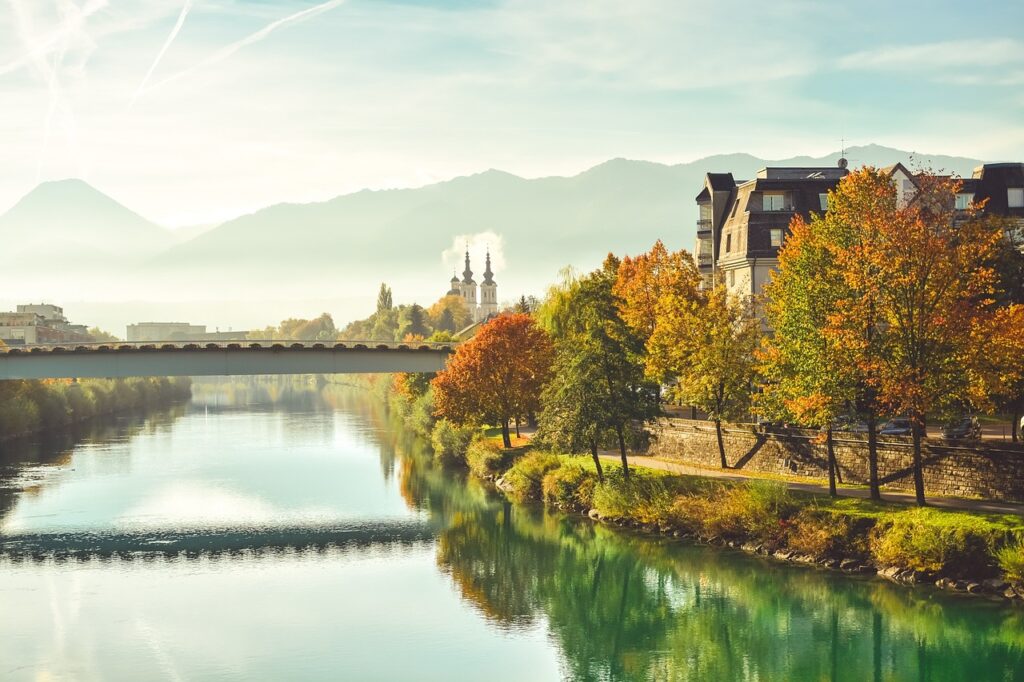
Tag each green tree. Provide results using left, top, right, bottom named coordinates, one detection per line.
left=377, top=283, right=393, bottom=313
left=398, top=304, right=430, bottom=340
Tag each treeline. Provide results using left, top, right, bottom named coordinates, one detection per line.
left=0, top=377, right=192, bottom=440
left=391, top=168, right=1024, bottom=507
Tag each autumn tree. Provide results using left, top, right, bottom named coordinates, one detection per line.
left=432, top=313, right=553, bottom=448
left=827, top=169, right=1006, bottom=505
left=428, top=295, right=471, bottom=332
left=760, top=211, right=856, bottom=496
left=613, top=240, right=701, bottom=343
left=981, top=305, right=1024, bottom=442
left=646, top=285, right=759, bottom=468
left=537, top=257, right=660, bottom=479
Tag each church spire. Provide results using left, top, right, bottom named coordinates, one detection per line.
left=462, top=245, right=474, bottom=283
left=483, top=248, right=495, bottom=284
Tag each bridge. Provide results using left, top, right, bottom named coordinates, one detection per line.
left=0, top=341, right=455, bottom=380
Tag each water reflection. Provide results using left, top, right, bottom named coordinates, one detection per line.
left=0, top=382, right=1021, bottom=681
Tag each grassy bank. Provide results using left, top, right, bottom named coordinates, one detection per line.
left=0, top=377, right=192, bottom=440
left=440, top=434, right=1024, bottom=599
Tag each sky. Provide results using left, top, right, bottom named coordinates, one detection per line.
left=1, top=0, right=1023, bottom=228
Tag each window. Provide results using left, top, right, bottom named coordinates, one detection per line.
left=955, top=193, right=973, bottom=210
left=699, top=203, right=713, bottom=222
left=762, top=193, right=786, bottom=211
left=725, top=234, right=732, bottom=252
left=819, top=193, right=829, bottom=211
left=770, top=229, right=783, bottom=248
left=1009, top=188, right=1024, bottom=208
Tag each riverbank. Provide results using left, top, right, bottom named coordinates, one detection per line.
left=437, top=434, right=1024, bottom=604
left=0, top=377, right=192, bottom=441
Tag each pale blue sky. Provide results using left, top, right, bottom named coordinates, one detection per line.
left=1, top=0, right=1022, bottom=225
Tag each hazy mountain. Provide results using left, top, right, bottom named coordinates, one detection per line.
left=0, top=145, right=986, bottom=329
left=0, top=179, right=172, bottom=264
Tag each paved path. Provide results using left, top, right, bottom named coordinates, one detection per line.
left=600, top=454, right=1024, bottom=516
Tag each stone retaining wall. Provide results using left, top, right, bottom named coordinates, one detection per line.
left=647, top=418, right=1024, bottom=503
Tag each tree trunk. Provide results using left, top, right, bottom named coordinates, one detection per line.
left=616, top=424, right=629, bottom=480
left=1012, top=404, right=1021, bottom=443
left=714, top=418, right=728, bottom=468
left=866, top=411, right=881, bottom=500
left=826, top=427, right=837, bottom=497
left=911, top=417, right=926, bottom=506
left=501, top=420, right=512, bottom=449
left=591, top=440, right=604, bottom=483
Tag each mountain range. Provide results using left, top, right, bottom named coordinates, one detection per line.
left=0, top=144, right=986, bottom=330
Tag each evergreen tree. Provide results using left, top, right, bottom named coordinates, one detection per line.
left=377, top=283, right=393, bottom=313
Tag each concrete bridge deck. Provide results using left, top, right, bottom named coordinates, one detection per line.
left=0, top=341, right=455, bottom=380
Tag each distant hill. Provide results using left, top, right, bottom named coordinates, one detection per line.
left=0, top=145, right=985, bottom=327
left=0, top=179, right=172, bottom=265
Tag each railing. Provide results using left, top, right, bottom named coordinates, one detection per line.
left=0, top=340, right=458, bottom=355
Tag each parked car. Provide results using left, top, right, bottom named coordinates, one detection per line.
left=878, top=418, right=913, bottom=436
left=941, top=416, right=982, bottom=441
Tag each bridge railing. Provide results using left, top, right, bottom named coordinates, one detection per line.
left=0, top=340, right=458, bottom=355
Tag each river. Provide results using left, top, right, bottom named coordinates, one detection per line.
left=1, top=385, right=1022, bottom=681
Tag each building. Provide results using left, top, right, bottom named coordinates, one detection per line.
left=0, top=303, right=92, bottom=345
left=445, top=248, right=499, bottom=323
left=126, top=322, right=207, bottom=342
left=695, top=163, right=848, bottom=298
left=695, top=160, right=1024, bottom=300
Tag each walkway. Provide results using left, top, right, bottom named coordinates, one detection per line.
left=600, top=454, right=1024, bottom=516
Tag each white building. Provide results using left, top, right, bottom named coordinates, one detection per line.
left=445, top=248, right=498, bottom=323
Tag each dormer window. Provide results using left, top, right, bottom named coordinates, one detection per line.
left=1009, top=188, right=1024, bottom=208
left=955, top=193, right=973, bottom=210
left=762, top=193, right=786, bottom=211
left=819, top=193, right=829, bottom=211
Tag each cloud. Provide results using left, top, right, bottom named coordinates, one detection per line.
left=441, top=231, right=505, bottom=281
left=838, top=38, right=1024, bottom=72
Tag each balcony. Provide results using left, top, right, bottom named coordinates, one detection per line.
left=697, top=219, right=711, bottom=230
left=696, top=252, right=712, bottom=266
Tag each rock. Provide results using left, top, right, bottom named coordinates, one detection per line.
left=954, top=580, right=969, bottom=592
left=879, top=566, right=902, bottom=582
left=966, top=582, right=983, bottom=594
left=740, top=542, right=759, bottom=553
left=587, top=509, right=601, bottom=520
left=935, top=577, right=955, bottom=590
left=1004, top=587, right=1019, bottom=600
left=983, top=578, right=1009, bottom=592
left=839, top=558, right=859, bottom=571
left=821, top=558, right=839, bottom=568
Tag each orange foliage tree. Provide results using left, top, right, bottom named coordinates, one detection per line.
left=432, top=313, right=554, bottom=448
left=613, top=240, right=701, bottom=342
left=826, top=168, right=1007, bottom=505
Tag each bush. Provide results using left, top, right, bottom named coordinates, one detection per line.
left=669, top=480, right=797, bottom=545
left=542, top=462, right=597, bottom=510
left=996, top=537, right=1024, bottom=587
left=869, top=508, right=1000, bottom=577
left=787, top=508, right=867, bottom=558
left=466, top=439, right=517, bottom=479
left=501, top=451, right=563, bottom=502
left=408, top=390, right=435, bottom=437
left=430, top=419, right=476, bottom=464
left=592, top=469, right=675, bottom=524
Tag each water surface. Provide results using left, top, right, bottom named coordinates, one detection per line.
left=1, top=387, right=1022, bottom=681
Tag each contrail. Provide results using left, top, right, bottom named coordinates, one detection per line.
left=138, top=0, right=345, bottom=97
left=130, top=0, right=194, bottom=108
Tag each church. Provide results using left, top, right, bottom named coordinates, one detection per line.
left=446, top=248, right=498, bottom=324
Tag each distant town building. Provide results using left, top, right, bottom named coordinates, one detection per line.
left=445, top=248, right=499, bottom=323
left=125, top=322, right=249, bottom=342
left=0, top=303, right=92, bottom=345
left=695, top=160, right=1024, bottom=300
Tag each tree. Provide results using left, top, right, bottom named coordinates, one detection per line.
left=428, top=295, right=471, bottom=332
left=760, top=211, right=856, bottom=496
left=87, top=327, right=120, bottom=343
left=432, top=313, right=554, bottom=448
left=537, top=257, right=660, bottom=480
left=614, top=240, right=701, bottom=343
left=377, top=283, right=393, bottom=313
left=827, top=169, right=1006, bottom=505
left=398, top=304, right=430, bottom=339
left=646, top=285, right=759, bottom=468
left=984, top=305, right=1024, bottom=442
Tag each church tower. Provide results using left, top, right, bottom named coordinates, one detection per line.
left=460, top=247, right=478, bottom=321
left=478, top=249, right=498, bottom=321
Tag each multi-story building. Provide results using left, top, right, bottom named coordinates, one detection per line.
left=695, top=160, right=1024, bottom=300
left=0, top=303, right=92, bottom=345
left=126, top=322, right=208, bottom=342
left=695, top=163, right=848, bottom=298
left=444, top=248, right=499, bottom=323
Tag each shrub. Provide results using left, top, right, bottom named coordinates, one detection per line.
left=592, top=469, right=675, bottom=524
left=869, top=509, right=1000, bottom=577
left=466, top=439, right=516, bottom=479
left=501, top=451, right=563, bottom=502
left=408, top=390, right=435, bottom=437
left=430, top=419, right=476, bottom=465
left=542, top=462, right=597, bottom=510
left=669, top=480, right=797, bottom=545
left=787, top=508, right=867, bottom=558
left=995, top=537, right=1024, bottom=587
